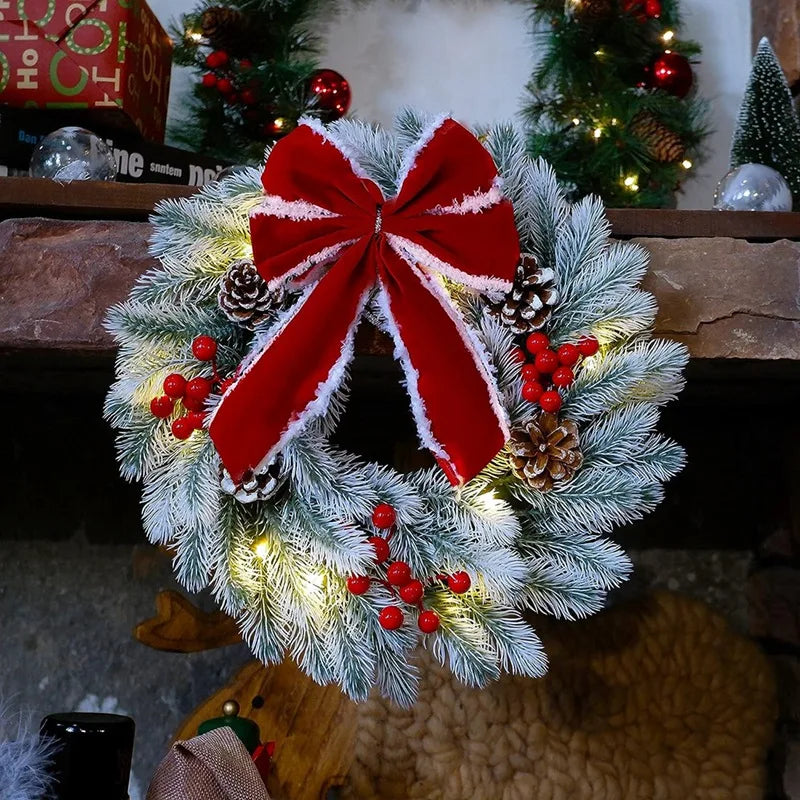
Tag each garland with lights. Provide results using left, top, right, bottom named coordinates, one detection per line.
left=170, top=0, right=350, bottom=162
left=106, top=110, right=687, bottom=704
left=525, top=0, right=709, bottom=207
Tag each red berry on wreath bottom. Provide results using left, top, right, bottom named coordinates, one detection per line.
left=534, top=349, right=559, bottom=375
left=192, top=335, right=218, bottom=361
left=185, top=376, right=213, bottom=401
left=163, top=373, right=187, bottom=398
left=399, top=579, right=424, bottom=604
left=522, top=381, right=544, bottom=404
left=379, top=606, right=404, bottom=630
left=447, top=571, right=471, bottom=594
left=578, top=336, right=600, bottom=357
left=417, top=610, right=440, bottom=634
left=347, top=575, right=371, bottom=595
left=526, top=332, right=550, bottom=354
left=187, top=411, right=207, bottom=430
left=182, top=394, right=207, bottom=413
left=171, top=416, right=194, bottom=440
left=552, top=366, right=574, bottom=388
left=201, top=73, right=217, bottom=88
left=557, top=343, right=580, bottom=367
left=539, top=391, right=563, bottom=413
left=150, top=395, right=174, bottom=419
left=372, top=503, right=396, bottom=529
left=521, top=363, right=539, bottom=382
left=368, top=536, right=390, bottom=564
left=387, top=561, right=412, bottom=586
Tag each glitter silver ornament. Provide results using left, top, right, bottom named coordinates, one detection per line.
left=713, top=163, right=792, bottom=211
left=29, top=127, right=117, bottom=182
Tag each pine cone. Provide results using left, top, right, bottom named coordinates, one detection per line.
left=220, top=458, right=286, bottom=504
left=201, top=6, right=249, bottom=54
left=630, top=112, right=686, bottom=163
left=218, top=258, right=285, bottom=329
left=508, top=413, right=583, bottom=492
left=487, top=254, right=558, bottom=334
left=566, top=0, right=613, bottom=22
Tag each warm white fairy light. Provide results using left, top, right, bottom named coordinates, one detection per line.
left=187, top=30, right=203, bottom=42
left=661, top=30, right=675, bottom=43
left=681, top=159, right=693, bottom=169
left=623, top=175, right=640, bottom=192
left=572, top=117, right=581, bottom=126
left=593, top=128, right=603, bottom=139
left=253, top=538, right=269, bottom=561
left=611, top=118, right=619, bottom=126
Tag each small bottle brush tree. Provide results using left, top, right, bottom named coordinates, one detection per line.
left=171, top=0, right=350, bottom=163
left=524, top=0, right=708, bottom=208
left=730, top=37, right=800, bottom=210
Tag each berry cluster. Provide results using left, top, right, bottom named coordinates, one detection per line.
left=513, top=333, right=599, bottom=414
left=347, top=503, right=472, bottom=634
left=621, top=0, right=662, bottom=21
left=149, top=335, right=225, bottom=440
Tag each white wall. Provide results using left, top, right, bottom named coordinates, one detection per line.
left=149, top=0, right=752, bottom=209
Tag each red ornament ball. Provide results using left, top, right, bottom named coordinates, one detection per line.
left=368, top=536, right=391, bottom=564
left=417, top=610, right=441, bottom=634
left=171, top=416, right=194, bottom=440
left=557, top=343, right=580, bottom=367
left=379, top=605, right=404, bottom=630
left=187, top=411, right=207, bottom=430
left=205, top=50, right=229, bottom=69
left=192, top=335, right=218, bottom=361
left=239, top=58, right=253, bottom=70
left=578, top=336, right=600, bottom=357
left=509, top=346, right=526, bottom=364
left=644, top=0, right=662, bottom=17
left=309, top=69, right=351, bottom=119
left=150, top=395, right=174, bottom=419
left=552, top=366, right=575, bottom=388
left=182, top=394, right=206, bottom=413
left=163, top=373, right=187, bottom=398
left=521, top=363, right=540, bottom=382
left=399, top=579, right=425, bottom=604
left=347, top=575, right=371, bottom=595
left=216, top=78, right=235, bottom=95
left=534, top=349, right=559, bottom=374
left=522, top=380, right=544, bottom=404
left=387, top=561, right=412, bottom=587
left=201, top=73, right=217, bottom=88
left=539, top=391, right=563, bottom=413
left=525, top=332, right=550, bottom=355
left=650, top=52, right=693, bottom=98
left=447, top=571, right=471, bottom=594
left=372, top=503, right=396, bottom=529
left=185, top=376, right=213, bottom=401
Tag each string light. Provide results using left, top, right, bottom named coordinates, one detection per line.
left=272, top=118, right=287, bottom=132
left=593, top=128, right=603, bottom=139
left=611, top=118, right=618, bottom=126
left=565, top=0, right=582, bottom=11
left=623, top=175, right=640, bottom=192
left=681, top=159, right=693, bottom=169
left=187, top=30, right=203, bottom=43
left=661, top=30, right=675, bottom=43
left=572, top=117, right=581, bottom=126
left=594, top=49, right=604, bottom=57
left=253, top=538, right=269, bottom=561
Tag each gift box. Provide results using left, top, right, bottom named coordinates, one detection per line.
left=0, top=0, right=173, bottom=142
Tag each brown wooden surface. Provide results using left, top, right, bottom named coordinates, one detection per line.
left=175, top=660, right=357, bottom=800
left=135, top=590, right=242, bottom=653
left=752, top=0, right=800, bottom=88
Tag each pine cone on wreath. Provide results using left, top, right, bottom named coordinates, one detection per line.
left=201, top=6, right=249, bottom=55
left=487, top=254, right=558, bottom=334
left=630, top=112, right=687, bottom=163
left=508, top=413, right=583, bottom=492
left=218, top=258, right=285, bottom=329
left=220, top=459, right=286, bottom=504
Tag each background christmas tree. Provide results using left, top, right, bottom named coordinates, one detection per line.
left=171, top=0, right=349, bottom=163
left=730, top=37, right=800, bottom=210
left=524, top=0, right=708, bottom=208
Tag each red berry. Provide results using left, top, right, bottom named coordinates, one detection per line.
left=219, top=376, right=236, bottom=394
left=185, top=376, right=213, bottom=401
left=182, top=394, right=206, bottom=413
left=526, top=332, right=550, bottom=354
left=521, top=363, right=539, bottom=382
left=217, top=78, right=235, bottom=95
left=171, top=416, right=194, bottom=440
left=187, top=411, right=207, bottom=430
left=645, top=0, right=661, bottom=16
left=521, top=381, right=544, bottom=403
left=578, top=336, right=600, bottom=357
left=379, top=606, right=404, bottom=630
left=387, top=561, right=412, bottom=586
left=347, top=575, right=370, bottom=595
left=399, top=579, right=424, bottom=604
left=557, top=343, right=580, bottom=367
left=539, top=391, right=563, bottom=413
left=192, top=335, right=218, bottom=361
left=509, top=346, right=526, bottom=364
left=240, top=88, right=258, bottom=105
left=447, top=571, right=471, bottom=594
left=206, top=50, right=229, bottom=68
left=552, top=366, right=575, bottom=388
left=368, top=536, right=390, bottom=564
left=534, top=349, right=559, bottom=374
left=150, top=395, right=174, bottom=419
left=417, top=610, right=440, bottom=634
left=372, top=503, right=396, bottom=529
left=163, top=373, right=187, bottom=398
left=201, top=72, right=217, bottom=88
left=239, top=58, right=253, bottom=70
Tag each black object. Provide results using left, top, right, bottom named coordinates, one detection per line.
left=40, top=713, right=135, bottom=800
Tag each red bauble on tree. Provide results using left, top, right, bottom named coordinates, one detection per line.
left=649, top=52, right=693, bottom=98
left=309, top=69, right=351, bottom=120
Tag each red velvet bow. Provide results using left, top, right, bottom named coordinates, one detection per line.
left=209, top=118, right=520, bottom=486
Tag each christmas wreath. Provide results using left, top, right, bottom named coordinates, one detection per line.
left=106, top=110, right=687, bottom=704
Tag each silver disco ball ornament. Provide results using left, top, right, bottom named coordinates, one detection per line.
left=30, top=126, right=117, bottom=182
left=713, top=163, right=792, bottom=212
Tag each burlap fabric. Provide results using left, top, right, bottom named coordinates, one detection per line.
left=147, top=727, right=270, bottom=800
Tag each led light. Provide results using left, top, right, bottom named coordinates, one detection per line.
left=593, top=128, right=603, bottom=139
left=572, top=117, right=581, bottom=126
left=272, top=117, right=286, bottom=131
left=681, top=159, right=693, bottom=169
left=623, top=175, right=639, bottom=192
left=611, top=118, right=618, bottom=126
left=594, top=49, right=604, bottom=57
left=662, top=30, right=675, bottom=43
left=253, top=538, right=269, bottom=560
left=187, top=30, right=203, bottom=42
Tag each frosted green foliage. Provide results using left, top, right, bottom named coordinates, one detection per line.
left=731, top=37, right=800, bottom=208
left=106, top=111, right=686, bottom=704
